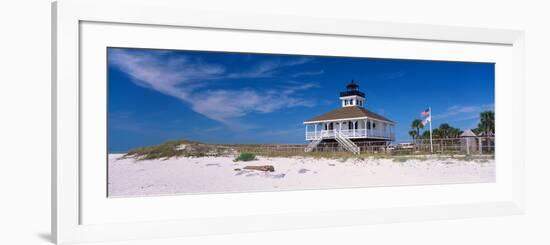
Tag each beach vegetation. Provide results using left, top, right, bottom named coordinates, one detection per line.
left=417, top=123, right=462, bottom=139
left=392, top=157, right=409, bottom=163
left=122, top=138, right=494, bottom=162
left=124, top=139, right=237, bottom=160
left=234, top=152, right=257, bottom=162
left=474, top=110, right=495, bottom=136
left=408, top=130, right=418, bottom=141
left=410, top=119, right=424, bottom=142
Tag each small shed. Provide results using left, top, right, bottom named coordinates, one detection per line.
left=460, top=129, right=478, bottom=154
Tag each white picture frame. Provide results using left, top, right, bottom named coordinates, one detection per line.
left=52, top=0, right=525, bottom=244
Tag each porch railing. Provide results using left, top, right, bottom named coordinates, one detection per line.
left=305, top=129, right=394, bottom=140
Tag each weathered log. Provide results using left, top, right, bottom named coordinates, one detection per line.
left=243, top=165, right=275, bottom=172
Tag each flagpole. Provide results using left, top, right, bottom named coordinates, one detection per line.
left=429, top=106, right=433, bottom=153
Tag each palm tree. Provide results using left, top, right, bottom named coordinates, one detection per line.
left=448, top=127, right=462, bottom=138
left=411, top=119, right=424, bottom=136
left=438, top=123, right=451, bottom=139
left=408, top=130, right=418, bottom=141
left=432, top=128, right=441, bottom=139
left=421, top=130, right=431, bottom=139
left=429, top=123, right=462, bottom=151
left=411, top=119, right=424, bottom=143
left=477, top=111, right=495, bottom=136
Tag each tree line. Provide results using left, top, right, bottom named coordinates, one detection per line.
left=408, top=110, right=495, bottom=141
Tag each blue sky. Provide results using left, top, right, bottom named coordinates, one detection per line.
left=108, top=47, right=494, bottom=152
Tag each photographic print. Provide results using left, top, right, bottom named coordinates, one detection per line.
left=107, top=47, right=495, bottom=197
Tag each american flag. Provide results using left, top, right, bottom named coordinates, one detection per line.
left=420, top=107, right=433, bottom=153
left=422, top=116, right=431, bottom=126
left=421, top=108, right=430, bottom=117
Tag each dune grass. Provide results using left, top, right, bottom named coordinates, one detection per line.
left=124, top=140, right=235, bottom=160
left=124, top=140, right=187, bottom=160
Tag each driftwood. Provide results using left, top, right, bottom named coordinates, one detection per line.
left=243, top=165, right=275, bottom=172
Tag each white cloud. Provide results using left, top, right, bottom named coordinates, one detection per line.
left=190, top=85, right=316, bottom=128
left=433, top=104, right=494, bottom=122
left=109, top=49, right=225, bottom=97
left=227, top=57, right=314, bottom=79
left=291, top=70, right=325, bottom=77
left=109, top=48, right=316, bottom=128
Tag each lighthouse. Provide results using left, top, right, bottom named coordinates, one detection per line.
left=303, top=80, right=395, bottom=154
left=340, top=80, right=366, bottom=107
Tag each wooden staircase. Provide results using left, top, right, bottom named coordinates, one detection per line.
left=304, top=138, right=323, bottom=152
left=335, top=132, right=361, bottom=154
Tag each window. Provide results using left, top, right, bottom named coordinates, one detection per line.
left=367, top=121, right=371, bottom=129
left=344, top=100, right=348, bottom=105
left=373, top=123, right=376, bottom=128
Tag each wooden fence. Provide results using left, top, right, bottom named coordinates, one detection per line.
left=222, top=137, right=495, bottom=155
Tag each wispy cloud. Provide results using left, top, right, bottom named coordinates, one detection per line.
left=109, top=49, right=316, bottom=129
left=433, top=104, right=494, bottom=123
left=108, top=49, right=225, bottom=96
left=226, top=57, right=314, bottom=79
left=291, top=70, right=325, bottom=77
left=189, top=87, right=315, bottom=129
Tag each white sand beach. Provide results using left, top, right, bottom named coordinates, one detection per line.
left=108, top=154, right=495, bottom=197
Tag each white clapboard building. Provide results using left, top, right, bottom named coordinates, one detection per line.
left=303, top=80, right=395, bottom=154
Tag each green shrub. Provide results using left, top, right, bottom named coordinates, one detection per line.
left=234, top=152, right=257, bottom=162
